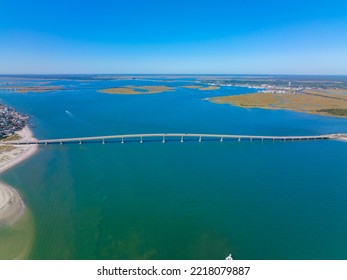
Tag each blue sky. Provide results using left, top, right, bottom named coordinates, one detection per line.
left=1, top=0, right=347, bottom=74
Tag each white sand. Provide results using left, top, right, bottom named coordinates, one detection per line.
left=0, top=183, right=24, bottom=225
left=0, top=126, right=38, bottom=225
left=0, top=126, right=38, bottom=174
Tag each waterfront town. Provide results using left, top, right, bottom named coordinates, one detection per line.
left=202, top=77, right=347, bottom=95
left=0, top=103, right=28, bottom=138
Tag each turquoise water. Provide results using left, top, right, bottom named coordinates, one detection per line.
left=1, top=77, right=347, bottom=259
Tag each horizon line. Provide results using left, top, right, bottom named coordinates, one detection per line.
left=0, top=73, right=347, bottom=76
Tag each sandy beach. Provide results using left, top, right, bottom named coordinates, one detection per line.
left=0, top=126, right=37, bottom=225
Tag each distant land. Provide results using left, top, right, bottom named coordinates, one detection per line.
left=210, top=90, right=347, bottom=118
left=99, top=85, right=174, bottom=95
left=1, top=74, right=347, bottom=117
left=99, top=85, right=220, bottom=95
left=205, top=76, right=347, bottom=117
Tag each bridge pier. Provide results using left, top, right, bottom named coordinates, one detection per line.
left=8, top=133, right=336, bottom=146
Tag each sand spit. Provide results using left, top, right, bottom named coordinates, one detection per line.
left=0, top=183, right=24, bottom=225
left=0, top=126, right=38, bottom=225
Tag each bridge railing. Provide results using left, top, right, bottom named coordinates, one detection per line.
left=1, top=132, right=339, bottom=145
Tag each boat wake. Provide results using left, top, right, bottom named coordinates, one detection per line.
left=65, top=110, right=75, bottom=118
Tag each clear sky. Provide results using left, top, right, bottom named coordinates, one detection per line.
left=1, top=0, right=347, bottom=74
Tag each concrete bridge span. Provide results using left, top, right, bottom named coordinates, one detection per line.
left=3, top=133, right=345, bottom=146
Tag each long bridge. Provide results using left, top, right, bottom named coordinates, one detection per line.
left=3, top=133, right=346, bottom=145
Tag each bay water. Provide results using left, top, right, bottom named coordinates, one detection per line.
left=1, top=76, right=347, bottom=259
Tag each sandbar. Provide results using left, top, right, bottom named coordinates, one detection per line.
left=0, top=126, right=38, bottom=226
left=0, top=183, right=24, bottom=226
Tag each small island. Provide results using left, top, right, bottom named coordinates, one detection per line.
left=99, top=85, right=174, bottom=95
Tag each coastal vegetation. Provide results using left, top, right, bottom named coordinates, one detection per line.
left=306, top=89, right=347, bottom=94
left=99, top=87, right=139, bottom=94
left=210, top=91, right=347, bottom=118
left=0, top=145, right=15, bottom=152
left=138, top=86, right=174, bottom=94
left=1, top=133, right=22, bottom=141
left=0, top=86, right=63, bottom=93
left=16, top=86, right=62, bottom=93
left=317, top=109, right=347, bottom=116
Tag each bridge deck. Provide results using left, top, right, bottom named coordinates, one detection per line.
left=2, top=133, right=341, bottom=145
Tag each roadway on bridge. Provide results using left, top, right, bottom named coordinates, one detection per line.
left=2, top=132, right=343, bottom=145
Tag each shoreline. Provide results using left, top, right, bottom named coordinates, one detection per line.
left=0, top=126, right=38, bottom=225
